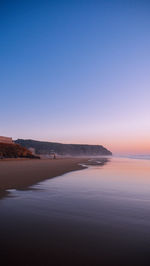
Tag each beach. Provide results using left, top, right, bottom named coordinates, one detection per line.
left=0, top=158, right=88, bottom=195
left=1, top=157, right=150, bottom=266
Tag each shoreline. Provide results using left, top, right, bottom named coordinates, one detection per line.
left=0, top=158, right=89, bottom=196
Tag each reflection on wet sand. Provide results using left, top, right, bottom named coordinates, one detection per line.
left=1, top=157, right=150, bottom=266
left=0, top=157, right=109, bottom=200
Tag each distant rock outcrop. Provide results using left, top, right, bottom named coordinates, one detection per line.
left=0, top=142, right=40, bottom=159
left=15, top=139, right=112, bottom=156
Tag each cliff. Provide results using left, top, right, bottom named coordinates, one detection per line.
left=15, top=139, right=112, bottom=156
left=0, top=142, right=40, bottom=159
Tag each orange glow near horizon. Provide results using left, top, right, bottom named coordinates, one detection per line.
left=101, top=138, right=150, bottom=155
left=58, top=136, right=150, bottom=155
left=108, top=141, right=150, bottom=155
left=11, top=128, right=150, bottom=155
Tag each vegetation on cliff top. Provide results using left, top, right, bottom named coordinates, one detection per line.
left=0, top=143, right=40, bottom=159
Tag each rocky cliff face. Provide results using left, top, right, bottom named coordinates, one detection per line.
left=0, top=142, right=40, bottom=159
left=15, top=139, right=112, bottom=156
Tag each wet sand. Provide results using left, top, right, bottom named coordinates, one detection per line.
left=1, top=157, right=150, bottom=266
left=0, top=158, right=88, bottom=194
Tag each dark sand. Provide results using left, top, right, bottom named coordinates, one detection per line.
left=0, top=158, right=88, bottom=194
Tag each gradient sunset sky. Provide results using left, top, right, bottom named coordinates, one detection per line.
left=1, top=0, right=150, bottom=154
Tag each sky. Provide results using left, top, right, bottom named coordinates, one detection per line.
left=0, top=0, right=150, bottom=154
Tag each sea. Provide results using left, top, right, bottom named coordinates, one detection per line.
left=0, top=156, right=150, bottom=266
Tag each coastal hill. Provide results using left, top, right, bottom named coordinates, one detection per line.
left=0, top=142, right=40, bottom=159
left=15, top=139, right=112, bottom=156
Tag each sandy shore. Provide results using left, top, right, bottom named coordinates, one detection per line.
left=0, top=158, right=88, bottom=195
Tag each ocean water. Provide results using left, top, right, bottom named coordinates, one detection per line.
left=1, top=157, right=150, bottom=266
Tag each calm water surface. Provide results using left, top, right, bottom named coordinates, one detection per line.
left=1, top=157, right=150, bottom=266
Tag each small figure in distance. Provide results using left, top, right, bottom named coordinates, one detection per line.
left=53, top=153, right=56, bottom=159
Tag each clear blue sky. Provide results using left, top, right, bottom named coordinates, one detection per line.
left=1, top=0, right=150, bottom=154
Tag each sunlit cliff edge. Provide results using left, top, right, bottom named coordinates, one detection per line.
left=0, top=142, right=40, bottom=159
